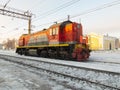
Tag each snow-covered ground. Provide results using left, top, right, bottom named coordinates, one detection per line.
left=1, top=49, right=120, bottom=62
left=0, top=49, right=120, bottom=90
left=89, top=50, right=120, bottom=63
left=0, top=57, right=74, bottom=90
left=0, top=59, right=52, bottom=90
left=1, top=49, right=120, bottom=73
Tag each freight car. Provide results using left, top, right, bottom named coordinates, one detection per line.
left=16, top=20, right=91, bottom=61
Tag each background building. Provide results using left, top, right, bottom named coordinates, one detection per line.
left=88, top=33, right=103, bottom=50
left=103, top=35, right=119, bottom=50
left=88, top=33, right=119, bottom=51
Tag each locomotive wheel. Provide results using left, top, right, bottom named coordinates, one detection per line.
left=49, top=51, right=58, bottom=59
left=41, top=51, right=48, bottom=58
left=24, top=49, right=29, bottom=55
left=49, top=53, right=55, bottom=58
left=60, top=52, right=69, bottom=60
left=37, top=49, right=41, bottom=56
left=19, top=49, right=23, bottom=55
left=22, top=49, right=26, bottom=55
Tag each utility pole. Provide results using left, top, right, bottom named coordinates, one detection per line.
left=0, top=5, right=32, bottom=34
left=4, top=0, right=11, bottom=8
left=28, top=16, right=32, bottom=34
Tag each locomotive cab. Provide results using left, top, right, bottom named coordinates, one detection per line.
left=59, top=21, right=83, bottom=44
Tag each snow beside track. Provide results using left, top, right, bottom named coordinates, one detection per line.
left=0, top=49, right=120, bottom=90
left=0, top=50, right=120, bottom=73
left=89, top=50, right=120, bottom=63
left=0, top=59, right=53, bottom=90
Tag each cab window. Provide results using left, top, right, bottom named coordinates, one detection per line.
left=50, top=27, right=59, bottom=35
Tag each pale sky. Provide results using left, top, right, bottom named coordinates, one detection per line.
left=0, top=0, right=120, bottom=43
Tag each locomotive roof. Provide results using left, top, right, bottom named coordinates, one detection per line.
left=31, top=20, right=73, bottom=34
left=21, top=34, right=28, bottom=36
left=49, top=20, right=72, bottom=28
left=49, top=22, right=61, bottom=28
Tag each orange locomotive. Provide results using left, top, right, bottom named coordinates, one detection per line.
left=16, top=20, right=91, bottom=61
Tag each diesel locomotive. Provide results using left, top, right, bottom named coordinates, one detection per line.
left=16, top=20, right=91, bottom=61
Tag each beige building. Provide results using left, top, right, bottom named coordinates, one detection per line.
left=88, top=33, right=119, bottom=50
left=103, top=35, right=119, bottom=50
left=88, top=33, right=103, bottom=50
left=103, top=35, right=115, bottom=50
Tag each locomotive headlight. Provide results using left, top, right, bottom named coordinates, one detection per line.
left=75, top=44, right=82, bottom=49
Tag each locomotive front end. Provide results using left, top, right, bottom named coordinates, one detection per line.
left=70, top=22, right=91, bottom=61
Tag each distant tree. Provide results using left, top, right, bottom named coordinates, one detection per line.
left=2, top=40, right=7, bottom=50
left=2, top=38, right=16, bottom=50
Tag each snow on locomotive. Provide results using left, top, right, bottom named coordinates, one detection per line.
left=16, top=20, right=91, bottom=61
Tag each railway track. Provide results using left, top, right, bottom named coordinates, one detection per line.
left=0, top=54, right=120, bottom=90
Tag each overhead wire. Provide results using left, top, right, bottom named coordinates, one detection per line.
left=4, top=0, right=11, bottom=8
left=35, top=0, right=120, bottom=28
left=33, top=0, right=81, bottom=22
left=71, top=0, right=120, bottom=19
left=1, top=0, right=67, bottom=32
left=30, top=0, right=48, bottom=11
left=3, top=0, right=120, bottom=36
